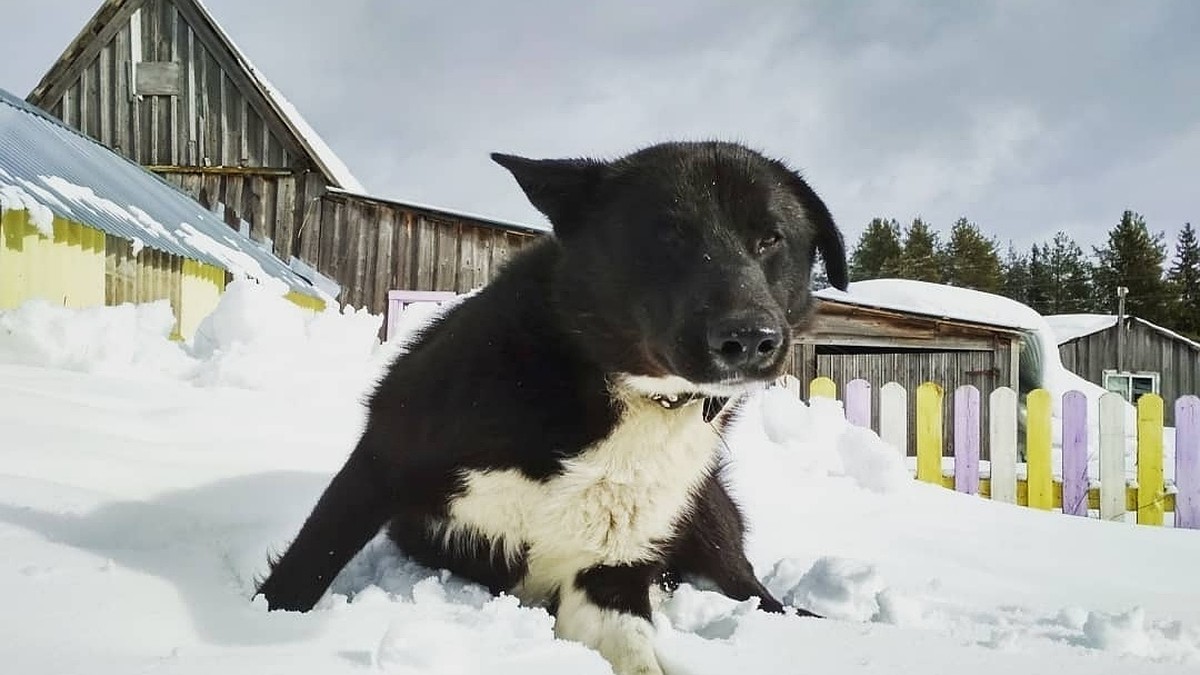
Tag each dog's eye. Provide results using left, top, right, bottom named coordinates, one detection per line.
left=754, top=233, right=783, bottom=255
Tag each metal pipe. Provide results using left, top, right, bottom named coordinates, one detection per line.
left=1116, top=286, right=1128, bottom=372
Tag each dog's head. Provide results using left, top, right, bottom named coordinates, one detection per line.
left=493, top=141, right=847, bottom=397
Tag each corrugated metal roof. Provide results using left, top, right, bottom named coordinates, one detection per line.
left=0, top=87, right=320, bottom=299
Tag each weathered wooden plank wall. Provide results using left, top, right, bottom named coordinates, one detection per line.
left=308, top=193, right=537, bottom=315
left=799, top=345, right=1011, bottom=459
left=37, top=0, right=301, bottom=170
left=1058, top=321, right=1199, bottom=424
left=31, top=0, right=542, bottom=320
left=32, top=0, right=322, bottom=265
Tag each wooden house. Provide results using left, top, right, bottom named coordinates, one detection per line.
left=26, top=0, right=540, bottom=320
left=1046, top=314, right=1199, bottom=424
left=801, top=284, right=1028, bottom=457
left=0, top=86, right=323, bottom=339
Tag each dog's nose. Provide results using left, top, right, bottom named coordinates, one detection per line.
left=707, top=320, right=783, bottom=371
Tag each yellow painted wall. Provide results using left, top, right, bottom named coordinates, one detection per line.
left=285, top=289, right=327, bottom=313
left=0, top=210, right=105, bottom=310
left=2, top=208, right=223, bottom=340
left=3, top=207, right=325, bottom=340
left=179, top=259, right=227, bottom=340
left=0, top=209, right=26, bottom=308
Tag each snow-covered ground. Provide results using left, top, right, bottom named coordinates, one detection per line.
left=2, top=284, right=1199, bottom=674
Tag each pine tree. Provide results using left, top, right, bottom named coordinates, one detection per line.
left=1026, top=243, right=1052, bottom=314
left=1040, top=232, right=1095, bottom=314
left=1001, top=244, right=1031, bottom=305
left=1167, top=222, right=1200, bottom=338
left=849, top=218, right=903, bottom=281
left=1092, top=210, right=1169, bottom=325
left=810, top=265, right=831, bottom=291
left=942, top=217, right=1003, bottom=293
left=897, top=217, right=943, bottom=283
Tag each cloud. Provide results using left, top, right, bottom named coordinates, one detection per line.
left=1, top=0, right=1196, bottom=248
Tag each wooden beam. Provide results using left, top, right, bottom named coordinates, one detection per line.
left=936, top=474, right=1176, bottom=515
left=795, top=335, right=996, bottom=352
left=27, top=0, right=143, bottom=108
left=169, top=0, right=310, bottom=164
left=146, top=165, right=298, bottom=176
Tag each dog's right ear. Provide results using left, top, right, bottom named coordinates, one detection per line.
left=491, top=153, right=607, bottom=235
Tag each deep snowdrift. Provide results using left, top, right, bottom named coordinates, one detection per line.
left=1, top=283, right=1198, bottom=674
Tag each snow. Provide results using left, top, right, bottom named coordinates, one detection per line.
left=817, top=278, right=1037, bottom=330
left=2, top=170, right=317, bottom=299
left=0, top=279, right=387, bottom=394
left=1045, top=314, right=1200, bottom=352
left=2, top=293, right=1199, bottom=674
left=250, top=75, right=367, bottom=193
left=0, top=181, right=55, bottom=236
left=1045, top=314, right=1121, bottom=345
left=0, top=90, right=321, bottom=302
left=40, top=173, right=296, bottom=297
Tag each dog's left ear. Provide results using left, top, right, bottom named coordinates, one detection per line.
left=773, top=164, right=849, bottom=291
left=491, top=153, right=607, bottom=236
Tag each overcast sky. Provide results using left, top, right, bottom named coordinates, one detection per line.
left=3, top=0, right=1198, bottom=252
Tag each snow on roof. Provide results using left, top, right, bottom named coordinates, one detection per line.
left=1137, top=317, right=1200, bottom=351
left=0, top=87, right=321, bottom=299
left=1043, top=314, right=1119, bottom=345
left=815, top=278, right=1036, bottom=330
left=192, top=0, right=365, bottom=193
left=1045, top=313, right=1200, bottom=351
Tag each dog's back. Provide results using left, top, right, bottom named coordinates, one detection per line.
left=257, top=141, right=848, bottom=675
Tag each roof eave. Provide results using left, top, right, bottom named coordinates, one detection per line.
left=27, top=0, right=142, bottom=108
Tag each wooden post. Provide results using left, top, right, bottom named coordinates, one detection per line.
left=845, top=379, right=871, bottom=429
left=1026, top=389, right=1053, bottom=510
left=1175, top=395, right=1200, bottom=529
left=989, top=387, right=1018, bottom=504
left=1061, top=391, right=1089, bottom=516
left=879, top=382, right=907, bottom=457
left=916, top=382, right=943, bottom=484
left=809, top=376, right=837, bottom=400
left=954, top=385, right=980, bottom=495
left=1137, top=394, right=1165, bottom=526
left=1098, top=393, right=1127, bottom=521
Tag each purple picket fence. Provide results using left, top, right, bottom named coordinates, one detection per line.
left=954, top=385, right=980, bottom=495
left=1061, top=391, right=1089, bottom=517
left=1177, top=396, right=1200, bottom=529
left=845, top=379, right=872, bottom=429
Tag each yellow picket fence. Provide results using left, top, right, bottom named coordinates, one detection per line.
left=785, top=376, right=1200, bottom=529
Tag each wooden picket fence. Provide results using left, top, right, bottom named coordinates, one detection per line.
left=780, top=376, right=1200, bottom=529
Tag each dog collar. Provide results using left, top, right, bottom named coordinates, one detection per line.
left=648, top=393, right=729, bottom=423
left=649, top=392, right=704, bottom=409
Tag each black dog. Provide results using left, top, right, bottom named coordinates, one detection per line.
left=257, top=141, right=848, bottom=674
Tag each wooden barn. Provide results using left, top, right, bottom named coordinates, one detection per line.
left=800, top=282, right=1028, bottom=458
left=1046, top=314, right=1199, bottom=424
left=26, top=0, right=540, bottom=320
left=0, top=86, right=323, bottom=338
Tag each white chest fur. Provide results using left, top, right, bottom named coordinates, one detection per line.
left=443, top=393, right=720, bottom=601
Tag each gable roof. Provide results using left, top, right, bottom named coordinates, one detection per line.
left=27, top=0, right=364, bottom=192
left=815, top=279, right=1033, bottom=332
left=1045, top=313, right=1200, bottom=351
left=0, top=86, right=321, bottom=299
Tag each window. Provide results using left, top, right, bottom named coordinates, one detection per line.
left=386, top=290, right=458, bottom=341
left=1102, top=370, right=1160, bottom=403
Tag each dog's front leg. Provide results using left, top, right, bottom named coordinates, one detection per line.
left=257, top=436, right=394, bottom=611
left=556, top=563, right=664, bottom=675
